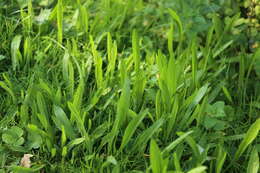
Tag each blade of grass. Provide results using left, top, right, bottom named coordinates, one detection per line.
left=119, top=109, right=147, bottom=151
left=11, top=35, right=22, bottom=70
left=168, top=23, right=174, bottom=59
left=216, top=145, right=227, bottom=173
left=53, top=105, right=76, bottom=139
left=0, top=81, right=16, bottom=103
left=57, top=0, right=63, bottom=43
left=106, top=78, right=130, bottom=151
left=150, top=139, right=164, bottom=173
left=133, top=118, right=164, bottom=152
left=162, top=131, right=193, bottom=155
left=247, top=147, right=259, bottom=173
left=234, top=118, right=260, bottom=160
left=168, top=9, right=183, bottom=51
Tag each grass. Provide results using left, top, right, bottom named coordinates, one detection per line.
left=0, top=0, right=260, bottom=173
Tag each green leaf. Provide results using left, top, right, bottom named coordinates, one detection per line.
left=11, top=126, right=23, bottom=137
left=27, top=133, right=42, bottom=149
left=107, top=156, right=117, bottom=165
left=110, top=79, right=130, bottom=137
left=0, top=55, right=6, bottom=61
left=0, top=107, right=17, bottom=128
left=0, top=81, right=16, bottom=103
left=168, top=9, right=183, bottom=44
left=53, top=105, right=76, bottom=139
left=27, top=124, right=50, bottom=139
left=213, top=40, right=233, bottom=58
left=216, top=146, right=227, bottom=173
left=2, top=126, right=24, bottom=145
left=57, top=0, right=63, bottom=43
left=150, top=139, right=164, bottom=173
left=132, top=29, right=140, bottom=73
left=247, top=147, right=259, bottom=173
left=67, top=137, right=85, bottom=150
left=9, top=165, right=45, bottom=173
left=36, top=113, right=48, bottom=131
left=133, top=118, right=164, bottom=151
left=68, top=102, right=87, bottom=137
left=2, top=133, right=15, bottom=144
left=11, top=35, right=22, bottom=70
left=36, top=92, right=49, bottom=128
left=34, top=9, right=51, bottom=25
left=235, top=118, right=260, bottom=160
left=187, top=166, right=207, bottom=173
left=119, top=110, right=147, bottom=151
left=206, top=101, right=226, bottom=118
left=162, top=131, right=193, bottom=155
left=62, top=50, right=70, bottom=81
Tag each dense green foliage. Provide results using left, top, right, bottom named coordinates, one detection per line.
left=0, top=0, right=260, bottom=172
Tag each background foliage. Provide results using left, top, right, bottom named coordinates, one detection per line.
left=0, top=0, right=259, bottom=172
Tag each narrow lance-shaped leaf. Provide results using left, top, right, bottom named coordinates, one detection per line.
left=27, top=0, right=33, bottom=32
left=62, top=50, right=70, bottom=81
left=106, top=32, right=117, bottom=80
left=216, top=145, right=227, bottom=173
left=53, top=105, right=76, bottom=139
left=132, top=29, right=140, bottom=74
left=162, top=131, right=193, bottom=155
left=191, top=37, right=198, bottom=87
left=61, top=125, right=66, bottom=147
left=119, top=109, right=147, bottom=151
left=36, top=114, right=48, bottom=131
left=166, top=97, right=179, bottom=138
left=173, top=152, right=182, bottom=172
left=133, top=118, right=164, bottom=152
left=247, top=147, right=259, bottom=173
left=235, top=118, right=260, bottom=160
left=72, top=76, right=85, bottom=111
left=11, top=35, right=22, bottom=70
left=213, top=40, right=233, bottom=58
left=168, top=23, right=174, bottom=59
left=68, top=102, right=88, bottom=138
left=78, top=2, right=89, bottom=35
left=36, top=92, right=49, bottom=123
left=187, top=166, right=207, bottom=173
left=0, top=81, right=16, bottom=103
left=111, top=79, right=130, bottom=135
left=103, top=78, right=131, bottom=152
left=67, top=137, right=85, bottom=151
left=90, top=36, right=103, bottom=88
left=150, top=139, right=164, bottom=173
left=168, top=9, right=183, bottom=50
left=57, top=0, right=63, bottom=43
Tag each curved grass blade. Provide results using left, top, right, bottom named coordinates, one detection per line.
left=235, top=118, right=260, bottom=160
left=133, top=118, right=164, bottom=152
left=168, top=9, right=183, bottom=45
left=11, top=35, right=22, bottom=70
left=216, top=146, right=227, bottom=173
left=162, top=131, right=193, bottom=155
left=119, top=109, right=147, bottom=151
left=57, top=0, right=63, bottom=43
left=150, top=139, right=164, bottom=173
left=67, top=137, right=85, bottom=151
left=53, top=105, right=76, bottom=139
left=0, top=81, right=16, bottom=103
left=247, top=147, right=259, bottom=173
